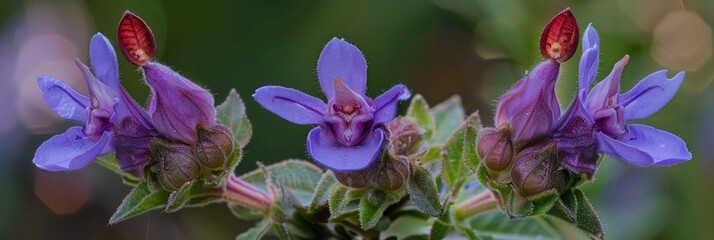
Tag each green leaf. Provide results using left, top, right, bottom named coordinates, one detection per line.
left=216, top=88, right=252, bottom=147
left=461, top=208, right=557, bottom=240
left=241, top=160, right=324, bottom=207
left=359, top=189, right=400, bottom=230
left=422, top=146, right=442, bottom=163
left=430, top=210, right=452, bottom=240
left=430, top=95, right=465, bottom=145
left=95, top=153, right=141, bottom=186
left=228, top=203, right=264, bottom=220
left=463, top=122, right=480, bottom=172
left=308, top=171, right=337, bottom=214
left=441, top=112, right=481, bottom=195
left=236, top=219, right=270, bottom=240
left=406, top=165, right=442, bottom=217
left=328, top=185, right=364, bottom=219
left=547, top=189, right=604, bottom=239
left=407, top=94, right=435, bottom=140
left=271, top=222, right=291, bottom=240
left=537, top=216, right=592, bottom=240
left=109, top=182, right=170, bottom=224
left=164, top=180, right=222, bottom=213
left=382, top=215, right=432, bottom=239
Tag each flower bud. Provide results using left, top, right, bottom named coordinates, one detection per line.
left=333, top=153, right=411, bottom=191
left=194, top=124, right=235, bottom=171
left=494, top=61, right=561, bottom=145
left=387, top=117, right=426, bottom=158
left=477, top=124, right=514, bottom=172
left=149, top=138, right=201, bottom=191
left=223, top=174, right=274, bottom=213
left=117, top=11, right=156, bottom=66
left=113, top=117, right=157, bottom=177
left=552, top=98, right=599, bottom=178
left=142, top=62, right=216, bottom=143
left=539, top=8, right=579, bottom=63
left=511, top=142, right=568, bottom=197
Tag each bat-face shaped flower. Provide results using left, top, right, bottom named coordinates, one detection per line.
left=577, top=24, right=691, bottom=167
left=253, top=38, right=410, bottom=172
left=34, top=33, right=155, bottom=175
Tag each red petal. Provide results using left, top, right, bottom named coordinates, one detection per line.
left=117, top=11, right=156, bottom=66
left=539, top=8, right=579, bottom=63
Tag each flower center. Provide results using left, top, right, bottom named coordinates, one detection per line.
left=84, top=107, right=112, bottom=141
left=325, top=103, right=374, bottom=147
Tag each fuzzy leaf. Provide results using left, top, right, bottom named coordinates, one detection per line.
left=422, top=146, right=442, bottom=163
left=236, top=219, right=271, bottom=240
left=241, top=160, right=323, bottom=207
left=441, top=112, right=481, bottom=195
left=328, top=185, right=364, bottom=220
left=406, top=165, right=442, bottom=217
left=228, top=203, right=264, bottom=220
left=308, top=171, right=337, bottom=214
left=407, top=94, right=435, bottom=140
left=271, top=222, right=291, bottom=240
left=109, top=182, right=169, bottom=224
left=461, top=208, right=557, bottom=240
left=359, top=189, right=400, bottom=230
left=431, top=95, right=465, bottom=145
left=217, top=88, right=253, bottom=148
left=548, top=189, right=604, bottom=239
left=95, top=153, right=141, bottom=186
left=463, top=123, right=480, bottom=172
left=382, top=215, right=432, bottom=239
left=165, top=180, right=222, bottom=213
left=430, top=210, right=452, bottom=240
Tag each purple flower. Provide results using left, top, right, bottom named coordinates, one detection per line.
left=494, top=60, right=561, bottom=144
left=577, top=24, right=691, bottom=167
left=141, top=62, right=216, bottom=143
left=253, top=38, right=410, bottom=172
left=33, top=33, right=153, bottom=173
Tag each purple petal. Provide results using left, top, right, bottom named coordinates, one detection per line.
left=33, top=126, right=113, bottom=171
left=89, top=33, right=120, bottom=90
left=585, top=55, right=628, bottom=114
left=317, top=38, right=367, bottom=99
left=578, top=24, right=600, bottom=97
left=76, top=59, right=116, bottom=109
left=581, top=23, right=599, bottom=51
left=620, top=70, right=685, bottom=121
left=144, top=62, right=215, bottom=143
left=373, top=84, right=411, bottom=124
left=498, top=61, right=561, bottom=143
left=307, top=127, right=384, bottom=171
left=253, top=86, right=326, bottom=125
left=596, top=124, right=691, bottom=167
left=37, top=76, right=89, bottom=123
left=578, top=47, right=599, bottom=97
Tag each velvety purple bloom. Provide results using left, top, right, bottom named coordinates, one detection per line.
left=34, top=33, right=153, bottom=173
left=494, top=60, right=561, bottom=144
left=577, top=24, right=691, bottom=167
left=141, top=62, right=216, bottom=143
left=253, top=38, right=410, bottom=172
left=551, top=96, right=598, bottom=176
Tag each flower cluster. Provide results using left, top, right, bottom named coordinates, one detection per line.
left=29, top=7, right=695, bottom=239
left=477, top=9, right=691, bottom=198
left=33, top=12, right=235, bottom=191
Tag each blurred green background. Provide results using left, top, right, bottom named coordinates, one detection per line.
left=0, top=0, right=712, bottom=239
